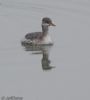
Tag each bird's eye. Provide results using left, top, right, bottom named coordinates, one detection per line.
left=46, top=21, right=49, bottom=24
left=46, top=21, right=51, bottom=24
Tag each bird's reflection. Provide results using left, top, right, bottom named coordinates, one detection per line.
left=21, top=43, right=55, bottom=71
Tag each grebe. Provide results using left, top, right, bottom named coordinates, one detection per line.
left=22, top=17, right=56, bottom=45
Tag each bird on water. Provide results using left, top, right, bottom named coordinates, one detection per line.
left=21, top=17, right=56, bottom=45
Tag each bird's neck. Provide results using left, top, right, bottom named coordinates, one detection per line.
left=42, top=24, right=49, bottom=36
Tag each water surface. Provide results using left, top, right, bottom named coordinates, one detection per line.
left=0, top=0, right=90, bottom=100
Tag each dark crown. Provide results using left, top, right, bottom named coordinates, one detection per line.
left=42, top=17, right=52, bottom=24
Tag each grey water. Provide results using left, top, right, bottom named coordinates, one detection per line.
left=0, top=0, right=90, bottom=100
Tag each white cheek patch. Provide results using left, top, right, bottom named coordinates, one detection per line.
left=42, top=23, right=49, bottom=26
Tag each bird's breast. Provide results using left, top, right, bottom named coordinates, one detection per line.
left=41, top=34, right=53, bottom=44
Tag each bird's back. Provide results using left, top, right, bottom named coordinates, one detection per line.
left=25, top=32, right=43, bottom=40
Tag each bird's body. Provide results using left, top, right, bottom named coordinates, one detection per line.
left=25, top=32, right=42, bottom=40
left=21, top=17, right=56, bottom=45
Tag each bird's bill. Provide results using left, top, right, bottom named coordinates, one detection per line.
left=50, top=22, right=56, bottom=26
